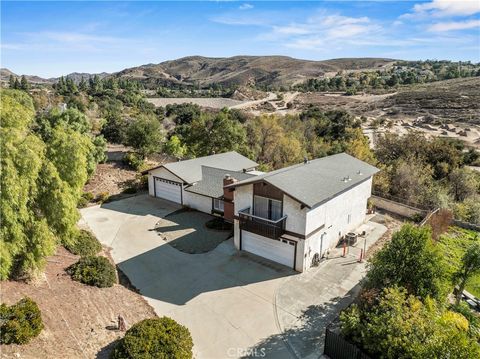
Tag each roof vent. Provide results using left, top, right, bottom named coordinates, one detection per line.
left=357, top=170, right=362, bottom=175
left=304, top=156, right=309, bottom=164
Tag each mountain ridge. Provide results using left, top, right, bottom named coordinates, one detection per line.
left=1, top=55, right=396, bottom=87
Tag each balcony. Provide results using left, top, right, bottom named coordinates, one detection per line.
left=238, top=207, right=287, bottom=240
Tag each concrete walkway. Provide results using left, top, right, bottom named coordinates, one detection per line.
left=273, top=221, right=387, bottom=359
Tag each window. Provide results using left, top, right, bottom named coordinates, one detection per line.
left=253, top=196, right=282, bottom=220
left=213, top=198, right=224, bottom=212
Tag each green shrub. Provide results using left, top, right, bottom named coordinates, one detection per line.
left=205, top=218, right=233, bottom=231
left=82, top=191, right=94, bottom=201
left=67, top=256, right=116, bottom=288
left=111, top=317, right=193, bottom=359
left=123, top=152, right=144, bottom=171
left=123, top=187, right=137, bottom=194
left=0, top=297, right=44, bottom=344
left=77, top=192, right=95, bottom=208
left=96, top=192, right=110, bottom=203
left=77, top=196, right=89, bottom=208
left=65, top=230, right=102, bottom=257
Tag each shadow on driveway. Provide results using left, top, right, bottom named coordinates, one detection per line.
left=117, top=240, right=296, bottom=306
left=152, top=211, right=232, bottom=254
left=243, top=283, right=362, bottom=359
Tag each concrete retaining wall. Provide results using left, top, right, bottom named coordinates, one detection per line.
left=371, top=195, right=427, bottom=219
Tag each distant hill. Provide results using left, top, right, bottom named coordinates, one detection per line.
left=1, top=55, right=396, bottom=88
left=0, top=68, right=54, bottom=84
left=115, top=55, right=395, bottom=88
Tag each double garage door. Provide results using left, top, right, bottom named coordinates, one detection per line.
left=242, top=231, right=295, bottom=268
left=154, top=177, right=182, bottom=204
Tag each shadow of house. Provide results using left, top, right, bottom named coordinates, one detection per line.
left=98, top=195, right=296, bottom=305
left=243, top=283, right=362, bottom=359
left=100, top=195, right=179, bottom=217
left=117, top=239, right=296, bottom=306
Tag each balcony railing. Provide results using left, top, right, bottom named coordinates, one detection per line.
left=238, top=207, right=287, bottom=240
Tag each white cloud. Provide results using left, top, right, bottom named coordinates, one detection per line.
left=239, top=3, right=253, bottom=11
left=429, top=19, right=480, bottom=31
left=405, top=0, right=480, bottom=18
left=265, top=14, right=382, bottom=50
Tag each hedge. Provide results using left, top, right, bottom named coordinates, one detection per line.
left=0, top=297, right=44, bottom=344
left=111, top=317, right=193, bottom=359
left=67, top=256, right=116, bottom=288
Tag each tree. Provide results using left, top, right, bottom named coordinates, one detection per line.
left=1, top=90, right=55, bottom=278
left=1, top=90, right=102, bottom=279
left=20, top=75, right=29, bottom=91
left=164, top=135, right=187, bottom=158
left=367, top=224, right=446, bottom=299
left=453, top=241, right=480, bottom=305
left=179, top=112, right=247, bottom=157
left=125, top=116, right=163, bottom=158
left=340, top=287, right=480, bottom=359
left=449, top=167, right=478, bottom=202
left=8, top=75, right=15, bottom=88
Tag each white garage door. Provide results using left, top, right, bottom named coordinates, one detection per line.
left=242, top=231, right=295, bottom=268
left=154, top=177, right=182, bottom=204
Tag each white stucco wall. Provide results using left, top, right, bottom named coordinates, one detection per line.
left=233, top=184, right=253, bottom=215
left=147, top=167, right=184, bottom=198
left=233, top=220, right=240, bottom=249
left=148, top=175, right=155, bottom=196
left=149, top=167, right=184, bottom=182
left=302, top=177, right=373, bottom=270
left=183, top=191, right=212, bottom=214
left=283, top=195, right=306, bottom=235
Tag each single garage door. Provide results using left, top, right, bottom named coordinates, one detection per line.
left=242, top=231, right=295, bottom=268
left=154, top=177, right=182, bottom=204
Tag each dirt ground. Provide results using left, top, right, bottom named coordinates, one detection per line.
left=365, top=211, right=403, bottom=259
left=83, top=162, right=138, bottom=198
left=0, top=247, right=156, bottom=359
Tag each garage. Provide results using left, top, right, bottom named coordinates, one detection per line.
left=241, top=231, right=295, bottom=268
left=154, top=177, right=182, bottom=204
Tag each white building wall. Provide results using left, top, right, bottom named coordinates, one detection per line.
left=147, top=167, right=184, bottom=198
left=148, top=176, right=155, bottom=196
left=302, top=177, right=373, bottom=270
left=149, top=167, right=184, bottom=182
left=233, top=184, right=253, bottom=215
left=183, top=191, right=212, bottom=214
left=233, top=220, right=240, bottom=249
left=283, top=195, right=307, bottom=235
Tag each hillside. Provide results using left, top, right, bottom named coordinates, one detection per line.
left=115, top=55, right=395, bottom=87
left=381, top=77, right=480, bottom=124
left=1, top=56, right=395, bottom=88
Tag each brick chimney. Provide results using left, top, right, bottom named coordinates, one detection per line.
left=223, top=175, right=236, bottom=222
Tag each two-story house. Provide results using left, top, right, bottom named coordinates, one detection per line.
left=223, top=153, right=379, bottom=272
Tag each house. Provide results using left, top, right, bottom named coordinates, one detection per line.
left=143, top=151, right=259, bottom=215
left=144, top=151, right=378, bottom=272
left=223, top=153, right=379, bottom=272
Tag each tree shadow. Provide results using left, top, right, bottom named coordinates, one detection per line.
left=242, top=282, right=362, bottom=359
left=96, top=339, right=120, bottom=359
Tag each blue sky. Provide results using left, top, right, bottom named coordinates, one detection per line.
left=1, top=1, right=479, bottom=77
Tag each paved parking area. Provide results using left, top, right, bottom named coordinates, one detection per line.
left=80, top=195, right=387, bottom=359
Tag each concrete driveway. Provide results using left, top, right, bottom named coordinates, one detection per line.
left=80, top=195, right=387, bottom=359
left=80, top=195, right=296, bottom=359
